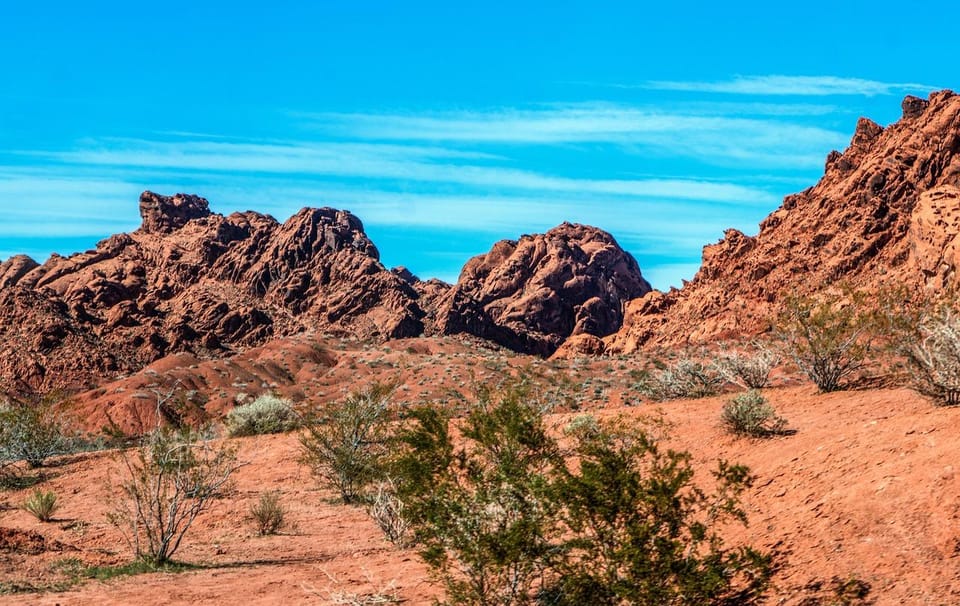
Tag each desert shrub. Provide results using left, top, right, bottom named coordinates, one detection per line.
left=896, top=307, right=960, bottom=405
left=639, top=358, right=723, bottom=400
left=713, top=344, right=780, bottom=390
left=108, top=427, right=240, bottom=565
left=0, top=401, right=78, bottom=468
left=250, top=490, right=286, bottom=536
left=721, top=391, right=787, bottom=437
left=391, top=381, right=770, bottom=606
left=367, top=480, right=411, bottom=547
left=22, top=489, right=59, bottom=522
left=225, top=394, right=300, bottom=437
left=300, top=382, right=395, bottom=504
left=777, top=291, right=875, bottom=392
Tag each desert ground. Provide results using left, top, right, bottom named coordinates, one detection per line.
left=1, top=336, right=959, bottom=605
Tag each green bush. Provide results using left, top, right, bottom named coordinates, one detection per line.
left=721, top=391, right=787, bottom=437
left=391, top=380, right=771, bottom=606
left=22, top=489, right=59, bottom=522
left=551, top=416, right=771, bottom=605
left=226, top=394, right=300, bottom=437
left=639, top=358, right=723, bottom=400
left=299, top=382, right=395, bottom=504
left=392, top=380, right=563, bottom=605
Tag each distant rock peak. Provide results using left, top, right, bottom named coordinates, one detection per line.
left=139, top=191, right=212, bottom=234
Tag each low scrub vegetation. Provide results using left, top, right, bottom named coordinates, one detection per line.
left=300, top=382, right=395, bottom=504
left=249, top=490, right=287, bottom=536
left=225, top=394, right=300, bottom=437
left=638, top=358, right=723, bottom=400
left=777, top=291, right=875, bottom=392
left=721, top=391, right=788, bottom=438
left=714, top=344, right=779, bottom=389
left=0, top=400, right=80, bottom=468
left=108, top=427, right=241, bottom=565
left=896, top=307, right=960, bottom=405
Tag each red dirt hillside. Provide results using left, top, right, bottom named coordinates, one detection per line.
left=606, top=90, right=960, bottom=352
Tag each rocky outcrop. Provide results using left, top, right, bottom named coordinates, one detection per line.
left=606, top=90, right=960, bottom=352
left=434, top=223, right=651, bottom=356
left=0, top=192, right=426, bottom=394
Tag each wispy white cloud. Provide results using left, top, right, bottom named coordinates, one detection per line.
left=300, top=104, right=846, bottom=168
left=22, top=138, right=777, bottom=204
left=640, top=75, right=937, bottom=97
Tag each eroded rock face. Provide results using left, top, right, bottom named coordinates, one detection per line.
left=434, top=223, right=651, bottom=356
left=0, top=192, right=425, bottom=395
left=606, top=89, right=960, bottom=352
left=139, top=191, right=212, bottom=234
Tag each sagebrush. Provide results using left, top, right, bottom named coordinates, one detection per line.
left=721, top=390, right=787, bottom=438
left=713, top=344, right=779, bottom=390
left=639, top=358, right=723, bottom=400
left=226, top=394, right=300, bottom=437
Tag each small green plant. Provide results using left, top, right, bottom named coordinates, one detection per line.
left=22, top=489, right=59, bottom=522
left=721, top=391, right=788, bottom=437
left=225, top=394, right=300, bottom=437
left=300, top=382, right=395, bottom=504
left=639, top=358, right=723, bottom=400
left=250, top=490, right=286, bottom=536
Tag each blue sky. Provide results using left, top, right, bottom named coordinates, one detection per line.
left=1, top=1, right=957, bottom=289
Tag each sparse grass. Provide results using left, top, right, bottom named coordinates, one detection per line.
left=22, top=489, right=59, bottom=522
left=250, top=490, right=287, bottom=536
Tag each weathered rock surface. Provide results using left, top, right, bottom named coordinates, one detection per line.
left=434, top=223, right=651, bottom=356
left=607, top=90, right=960, bottom=352
left=0, top=192, right=425, bottom=394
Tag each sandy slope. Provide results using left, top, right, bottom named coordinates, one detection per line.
left=2, top=384, right=960, bottom=604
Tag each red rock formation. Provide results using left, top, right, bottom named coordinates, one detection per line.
left=434, top=223, right=651, bottom=356
left=0, top=192, right=425, bottom=395
left=606, top=90, right=960, bottom=352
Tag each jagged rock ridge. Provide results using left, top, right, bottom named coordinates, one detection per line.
left=0, top=193, right=648, bottom=395
left=606, top=90, right=960, bottom=352
left=0, top=192, right=425, bottom=394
